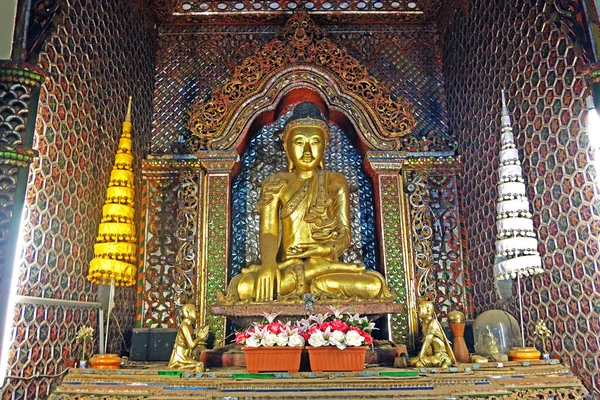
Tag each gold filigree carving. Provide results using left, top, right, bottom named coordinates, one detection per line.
left=187, top=13, right=416, bottom=152
left=407, top=173, right=435, bottom=301
left=174, top=171, right=201, bottom=306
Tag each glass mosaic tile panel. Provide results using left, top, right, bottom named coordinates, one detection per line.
left=2, top=0, right=156, bottom=397
left=442, top=0, right=600, bottom=392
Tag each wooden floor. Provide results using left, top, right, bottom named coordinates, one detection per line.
left=50, top=360, right=589, bottom=399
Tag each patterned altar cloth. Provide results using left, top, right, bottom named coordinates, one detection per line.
left=50, top=360, right=589, bottom=399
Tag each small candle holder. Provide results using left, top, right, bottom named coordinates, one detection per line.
left=534, top=320, right=551, bottom=360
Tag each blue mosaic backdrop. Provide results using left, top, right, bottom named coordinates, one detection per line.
left=231, top=113, right=377, bottom=276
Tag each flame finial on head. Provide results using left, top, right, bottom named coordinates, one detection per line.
left=125, top=96, right=133, bottom=123
left=501, top=90, right=511, bottom=126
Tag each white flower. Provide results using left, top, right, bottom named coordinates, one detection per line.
left=260, top=312, right=281, bottom=324
left=245, top=335, right=261, bottom=347
left=262, top=332, right=278, bottom=347
left=326, top=306, right=347, bottom=319
left=76, top=326, right=94, bottom=341
left=345, top=330, right=365, bottom=347
left=308, top=330, right=327, bottom=347
left=329, top=330, right=346, bottom=350
left=276, top=332, right=289, bottom=346
left=346, top=313, right=362, bottom=323
left=251, top=325, right=265, bottom=336
left=288, top=333, right=305, bottom=347
left=296, top=319, right=311, bottom=334
left=309, top=313, right=330, bottom=325
left=321, top=326, right=332, bottom=342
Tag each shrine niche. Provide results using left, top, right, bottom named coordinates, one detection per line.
left=138, top=13, right=472, bottom=349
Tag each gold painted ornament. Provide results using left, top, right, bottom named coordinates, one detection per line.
left=168, top=304, right=209, bottom=371
left=410, top=301, right=456, bottom=368
left=534, top=320, right=551, bottom=356
left=87, top=97, right=137, bottom=287
left=187, top=13, right=415, bottom=152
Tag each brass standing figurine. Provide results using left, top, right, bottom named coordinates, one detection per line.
left=221, top=102, right=392, bottom=303
left=410, top=301, right=456, bottom=368
left=168, top=304, right=209, bottom=371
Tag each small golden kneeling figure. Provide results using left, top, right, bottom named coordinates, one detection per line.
left=168, top=304, right=209, bottom=371
left=410, top=301, right=456, bottom=368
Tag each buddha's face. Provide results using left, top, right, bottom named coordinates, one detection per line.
left=284, top=125, right=327, bottom=172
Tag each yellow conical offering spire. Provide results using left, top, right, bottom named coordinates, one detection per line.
left=87, top=97, right=137, bottom=286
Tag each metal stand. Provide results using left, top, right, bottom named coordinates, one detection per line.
left=104, top=279, right=115, bottom=353
left=517, top=274, right=526, bottom=347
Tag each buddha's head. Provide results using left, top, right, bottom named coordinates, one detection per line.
left=282, top=102, right=329, bottom=172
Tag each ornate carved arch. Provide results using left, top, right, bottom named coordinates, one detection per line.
left=187, top=13, right=416, bottom=152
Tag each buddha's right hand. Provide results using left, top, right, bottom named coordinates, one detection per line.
left=254, top=262, right=280, bottom=301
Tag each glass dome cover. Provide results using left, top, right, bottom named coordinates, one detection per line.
left=473, top=310, right=521, bottom=356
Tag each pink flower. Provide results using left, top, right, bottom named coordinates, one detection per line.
left=308, top=313, right=330, bottom=325
left=326, top=305, right=347, bottom=319
left=260, top=312, right=281, bottom=323
left=295, top=318, right=311, bottom=334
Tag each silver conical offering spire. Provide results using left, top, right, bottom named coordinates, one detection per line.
left=493, top=91, right=543, bottom=281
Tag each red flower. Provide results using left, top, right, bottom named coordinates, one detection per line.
left=268, top=322, right=286, bottom=334
left=361, top=331, right=373, bottom=344
left=329, top=319, right=349, bottom=333
left=308, top=325, right=322, bottom=335
left=235, top=331, right=250, bottom=344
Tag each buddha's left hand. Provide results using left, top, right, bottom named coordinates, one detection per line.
left=286, top=243, right=331, bottom=259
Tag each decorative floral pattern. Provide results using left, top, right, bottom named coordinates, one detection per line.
left=151, top=24, right=450, bottom=154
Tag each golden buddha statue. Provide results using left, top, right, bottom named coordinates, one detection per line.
left=222, top=102, right=392, bottom=303
left=410, top=301, right=456, bottom=368
left=168, top=304, right=209, bottom=371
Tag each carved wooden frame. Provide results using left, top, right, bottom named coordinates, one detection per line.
left=187, top=13, right=416, bottom=153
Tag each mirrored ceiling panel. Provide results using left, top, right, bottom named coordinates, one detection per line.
left=152, top=0, right=444, bottom=24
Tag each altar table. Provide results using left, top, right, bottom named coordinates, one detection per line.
left=50, top=359, right=588, bottom=399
